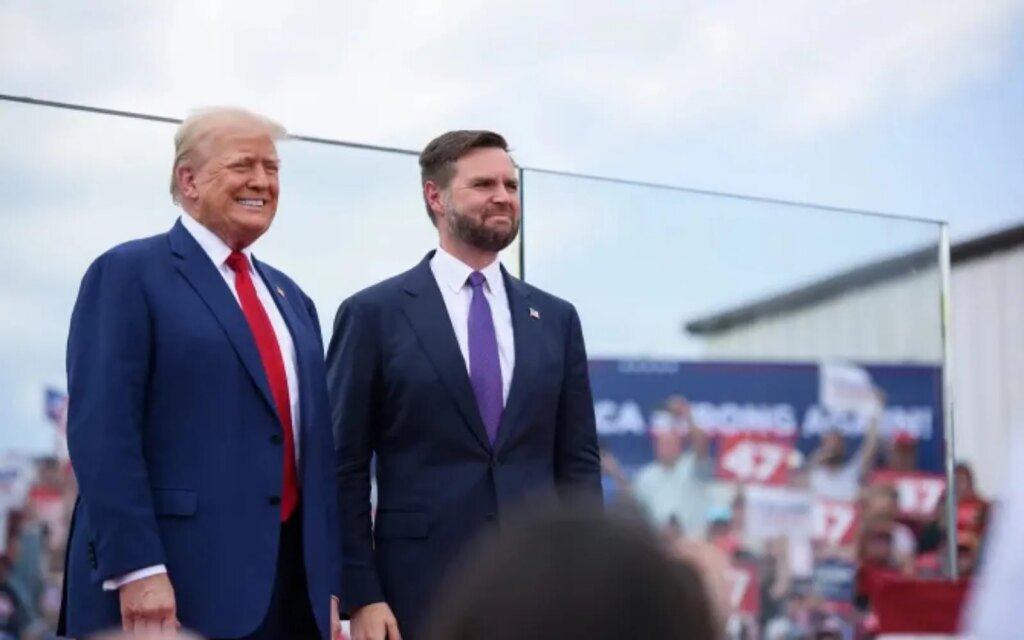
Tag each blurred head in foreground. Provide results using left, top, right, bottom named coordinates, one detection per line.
left=90, top=630, right=205, bottom=640
left=424, top=503, right=721, bottom=640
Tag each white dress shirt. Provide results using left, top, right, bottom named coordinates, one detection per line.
left=103, top=214, right=301, bottom=591
left=429, top=247, right=515, bottom=404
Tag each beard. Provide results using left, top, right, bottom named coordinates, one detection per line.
left=444, top=195, right=520, bottom=253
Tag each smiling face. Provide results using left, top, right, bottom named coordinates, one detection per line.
left=175, top=119, right=281, bottom=249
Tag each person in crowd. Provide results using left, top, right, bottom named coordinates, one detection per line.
left=422, top=505, right=721, bottom=640
left=854, top=516, right=910, bottom=611
left=706, top=505, right=741, bottom=557
left=757, top=536, right=793, bottom=633
left=915, top=487, right=948, bottom=555
left=859, top=484, right=916, bottom=570
left=9, top=507, right=45, bottom=629
left=0, top=556, right=29, bottom=640
left=953, top=461, right=990, bottom=540
left=880, top=432, right=918, bottom=472
left=631, top=395, right=714, bottom=538
left=59, top=107, right=340, bottom=639
left=328, top=129, right=602, bottom=640
left=668, top=526, right=734, bottom=631
left=812, top=615, right=848, bottom=640
left=808, top=390, right=882, bottom=502
left=917, top=461, right=990, bottom=565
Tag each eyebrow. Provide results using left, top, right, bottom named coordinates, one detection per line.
left=227, top=154, right=280, bottom=165
left=469, top=175, right=518, bottom=185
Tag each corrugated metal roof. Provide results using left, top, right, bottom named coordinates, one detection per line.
left=685, top=222, right=1024, bottom=336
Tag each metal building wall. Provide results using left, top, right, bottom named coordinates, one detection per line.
left=950, top=247, right=1024, bottom=496
left=693, top=248, right=1024, bottom=495
left=696, top=268, right=943, bottom=364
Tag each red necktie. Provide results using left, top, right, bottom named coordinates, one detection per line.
left=226, top=251, right=299, bottom=521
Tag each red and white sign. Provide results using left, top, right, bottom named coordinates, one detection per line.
left=871, top=471, right=945, bottom=518
left=727, top=561, right=760, bottom=616
left=813, top=499, right=859, bottom=547
left=717, top=435, right=791, bottom=485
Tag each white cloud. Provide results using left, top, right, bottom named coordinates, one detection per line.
left=4, top=0, right=1021, bottom=147
left=538, top=0, right=1024, bottom=136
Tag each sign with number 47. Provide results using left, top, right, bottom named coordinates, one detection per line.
left=717, top=435, right=792, bottom=485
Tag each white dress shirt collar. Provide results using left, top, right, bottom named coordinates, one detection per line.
left=432, top=246, right=505, bottom=296
left=180, top=213, right=256, bottom=273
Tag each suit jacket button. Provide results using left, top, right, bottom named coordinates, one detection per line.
left=270, top=434, right=283, bottom=445
left=485, top=513, right=497, bottom=522
left=268, top=496, right=281, bottom=505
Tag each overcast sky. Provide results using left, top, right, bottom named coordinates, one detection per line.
left=1, top=0, right=1022, bottom=453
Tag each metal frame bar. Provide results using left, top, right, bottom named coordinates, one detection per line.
left=939, top=222, right=959, bottom=578
left=0, top=93, right=942, bottom=225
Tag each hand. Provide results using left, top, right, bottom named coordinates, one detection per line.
left=118, top=573, right=179, bottom=635
left=351, top=602, right=401, bottom=640
left=670, top=538, right=731, bottom=626
left=600, top=450, right=623, bottom=478
left=690, top=427, right=710, bottom=455
left=332, top=596, right=343, bottom=639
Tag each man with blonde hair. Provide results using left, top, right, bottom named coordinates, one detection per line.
left=59, top=107, right=341, bottom=639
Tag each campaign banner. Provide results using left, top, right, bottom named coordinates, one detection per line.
left=813, top=499, right=859, bottom=547
left=820, top=361, right=881, bottom=417
left=590, top=359, right=943, bottom=474
left=727, top=561, right=760, bottom=616
left=0, top=454, right=35, bottom=511
left=716, top=434, right=792, bottom=485
left=744, top=485, right=814, bottom=541
left=813, top=558, right=857, bottom=604
left=870, top=470, right=946, bottom=519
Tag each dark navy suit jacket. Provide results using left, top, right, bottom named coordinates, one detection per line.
left=59, top=220, right=339, bottom=639
left=326, top=252, right=602, bottom=638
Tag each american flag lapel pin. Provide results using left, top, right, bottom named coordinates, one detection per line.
left=529, top=307, right=540, bottom=320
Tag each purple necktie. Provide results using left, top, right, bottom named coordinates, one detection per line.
left=467, top=271, right=503, bottom=443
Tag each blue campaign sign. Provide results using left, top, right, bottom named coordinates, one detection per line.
left=589, top=359, right=944, bottom=474
left=813, top=558, right=857, bottom=604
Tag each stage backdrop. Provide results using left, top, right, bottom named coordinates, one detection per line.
left=590, top=359, right=944, bottom=475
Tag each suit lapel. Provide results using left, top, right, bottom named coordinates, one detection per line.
left=401, top=253, right=493, bottom=452
left=494, top=269, right=539, bottom=453
left=168, top=221, right=277, bottom=418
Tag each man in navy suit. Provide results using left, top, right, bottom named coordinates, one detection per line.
left=59, top=107, right=340, bottom=639
left=327, top=130, right=603, bottom=640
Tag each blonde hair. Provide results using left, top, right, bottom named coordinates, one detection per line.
left=170, top=106, right=287, bottom=205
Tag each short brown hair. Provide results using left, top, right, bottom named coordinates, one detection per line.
left=419, top=130, right=510, bottom=224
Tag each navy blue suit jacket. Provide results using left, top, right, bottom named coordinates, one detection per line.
left=326, top=252, right=602, bottom=638
left=59, top=221, right=339, bottom=639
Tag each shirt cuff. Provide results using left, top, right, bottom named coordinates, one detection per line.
left=102, top=564, right=168, bottom=591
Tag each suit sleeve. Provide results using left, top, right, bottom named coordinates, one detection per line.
left=304, top=293, right=343, bottom=600
left=554, top=304, right=603, bottom=503
left=325, top=297, right=384, bottom=612
left=66, top=252, right=165, bottom=582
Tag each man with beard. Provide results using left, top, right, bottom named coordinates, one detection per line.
left=327, top=130, right=602, bottom=640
